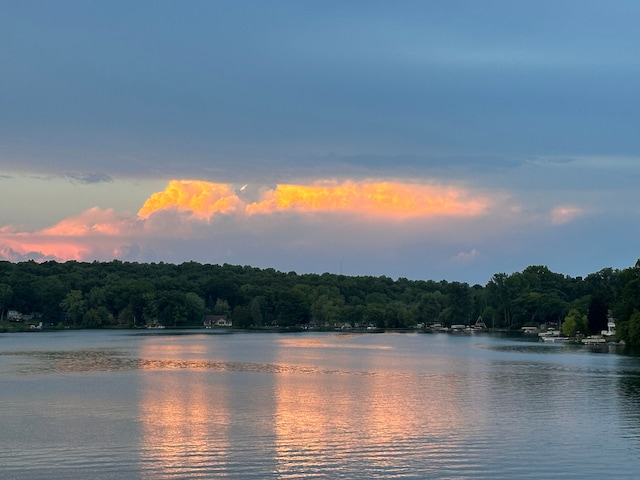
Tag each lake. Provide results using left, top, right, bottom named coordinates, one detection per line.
left=1, top=330, right=639, bottom=479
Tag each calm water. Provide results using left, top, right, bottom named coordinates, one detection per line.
left=1, top=330, right=639, bottom=479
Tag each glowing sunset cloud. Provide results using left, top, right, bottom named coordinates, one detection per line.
left=137, top=179, right=489, bottom=219
left=247, top=181, right=487, bottom=217
left=138, top=180, right=244, bottom=219
left=0, top=178, right=497, bottom=273
left=0, top=235, right=88, bottom=262
left=40, top=207, right=134, bottom=236
left=0, top=231, right=97, bottom=262
left=0, top=208, right=137, bottom=261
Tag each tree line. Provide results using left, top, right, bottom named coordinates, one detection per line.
left=1, top=259, right=639, bottom=346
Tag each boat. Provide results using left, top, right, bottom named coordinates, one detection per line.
left=521, top=326, right=539, bottom=334
left=540, top=335, right=570, bottom=343
left=429, top=323, right=449, bottom=333
left=581, top=335, right=606, bottom=345
left=538, top=329, right=569, bottom=343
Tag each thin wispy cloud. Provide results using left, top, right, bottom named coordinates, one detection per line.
left=550, top=205, right=585, bottom=225
left=453, top=248, right=479, bottom=263
left=68, top=173, right=113, bottom=184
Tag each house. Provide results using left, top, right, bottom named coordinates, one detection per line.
left=601, top=314, right=616, bottom=337
left=203, top=314, right=233, bottom=328
left=6, top=310, right=40, bottom=323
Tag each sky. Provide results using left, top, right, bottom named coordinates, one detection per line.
left=2, top=0, right=640, bottom=285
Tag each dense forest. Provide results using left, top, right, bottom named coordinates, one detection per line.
left=1, top=259, right=640, bottom=346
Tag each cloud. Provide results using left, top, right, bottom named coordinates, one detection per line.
left=550, top=205, right=585, bottom=225
left=0, top=246, right=58, bottom=263
left=138, top=180, right=244, bottom=220
left=0, top=208, right=140, bottom=261
left=0, top=178, right=498, bottom=272
left=453, top=248, right=479, bottom=263
left=248, top=181, right=489, bottom=218
left=68, top=173, right=113, bottom=184
left=39, top=207, right=135, bottom=236
left=138, top=179, right=490, bottom=220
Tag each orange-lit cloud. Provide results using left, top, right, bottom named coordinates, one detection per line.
left=0, top=178, right=500, bottom=271
left=137, top=179, right=489, bottom=220
left=0, top=208, right=138, bottom=261
left=247, top=181, right=487, bottom=217
left=138, top=180, right=244, bottom=219
left=40, top=207, right=134, bottom=236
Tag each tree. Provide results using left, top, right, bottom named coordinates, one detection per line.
left=0, top=257, right=638, bottom=338
left=562, top=308, right=587, bottom=337
left=275, top=287, right=309, bottom=327
left=445, top=282, right=472, bottom=326
left=83, top=306, right=113, bottom=328
left=33, top=276, right=65, bottom=320
left=156, top=290, right=188, bottom=327
left=618, top=310, right=640, bottom=347
left=587, top=296, right=608, bottom=335
left=249, top=297, right=264, bottom=327
left=611, top=261, right=640, bottom=345
left=487, top=273, right=514, bottom=328
left=142, top=292, right=159, bottom=325
left=0, top=283, right=13, bottom=321
left=60, top=290, right=86, bottom=327
left=416, top=291, right=444, bottom=324
left=363, top=303, right=386, bottom=328
left=386, top=300, right=416, bottom=328
left=511, top=291, right=568, bottom=327
left=185, top=292, right=206, bottom=324
left=310, top=293, right=344, bottom=327
left=232, top=305, right=252, bottom=328
left=213, top=298, right=231, bottom=316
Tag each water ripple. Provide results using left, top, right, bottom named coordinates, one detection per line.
left=2, top=332, right=639, bottom=480
left=2, top=349, right=390, bottom=378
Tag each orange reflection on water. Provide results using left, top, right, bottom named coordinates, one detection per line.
left=272, top=336, right=469, bottom=474
left=137, top=341, right=231, bottom=479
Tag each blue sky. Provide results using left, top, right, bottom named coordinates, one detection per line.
left=1, top=1, right=639, bottom=284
